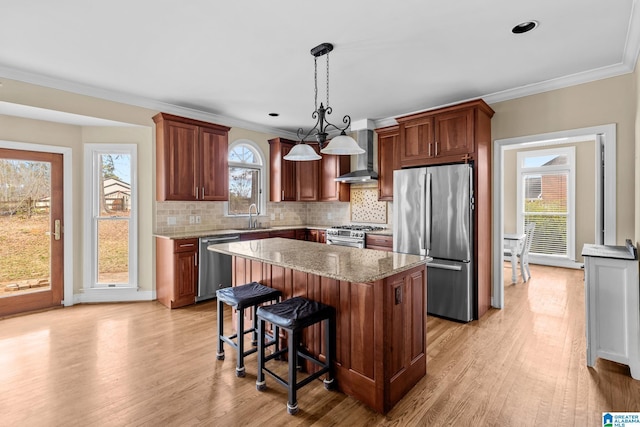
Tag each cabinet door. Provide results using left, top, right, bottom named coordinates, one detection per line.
left=174, top=249, right=197, bottom=308
left=281, top=144, right=298, bottom=201
left=377, top=127, right=399, bottom=201
left=270, top=230, right=296, bottom=239
left=200, top=126, right=229, bottom=201
left=296, top=144, right=320, bottom=201
left=160, top=120, right=199, bottom=201
left=366, top=234, right=393, bottom=251
left=434, top=108, right=474, bottom=157
left=270, top=139, right=298, bottom=202
left=240, top=231, right=271, bottom=241
left=320, top=154, right=350, bottom=201
left=400, top=116, right=434, bottom=165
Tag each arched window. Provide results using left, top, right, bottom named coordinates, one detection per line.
left=227, top=140, right=265, bottom=216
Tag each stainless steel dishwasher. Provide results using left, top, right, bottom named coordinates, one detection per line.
left=197, top=234, right=240, bottom=302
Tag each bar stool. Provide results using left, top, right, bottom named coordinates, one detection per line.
left=255, top=296, right=335, bottom=415
left=216, top=282, right=282, bottom=377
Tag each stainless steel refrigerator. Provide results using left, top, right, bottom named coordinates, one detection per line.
left=393, top=164, right=474, bottom=322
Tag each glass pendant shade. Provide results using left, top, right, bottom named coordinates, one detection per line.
left=320, top=133, right=365, bottom=155
left=283, top=143, right=321, bottom=161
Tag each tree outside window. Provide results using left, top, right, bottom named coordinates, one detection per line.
left=228, top=142, right=264, bottom=215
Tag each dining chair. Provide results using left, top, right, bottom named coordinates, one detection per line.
left=504, top=223, right=536, bottom=282
left=518, top=223, right=536, bottom=281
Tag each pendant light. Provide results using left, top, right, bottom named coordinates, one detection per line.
left=284, top=42, right=364, bottom=161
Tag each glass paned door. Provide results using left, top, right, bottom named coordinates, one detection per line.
left=0, top=148, right=63, bottom=316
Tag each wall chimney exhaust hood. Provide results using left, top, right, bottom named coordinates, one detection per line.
left=335, top=129, right=378, bottom=183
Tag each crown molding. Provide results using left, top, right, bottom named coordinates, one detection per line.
left=0, top=64, right=298, bottom=139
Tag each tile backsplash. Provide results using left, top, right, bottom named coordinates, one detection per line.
left=155, top=187, right=392, bottom=235
left=350, top=185, right=387, bottom=224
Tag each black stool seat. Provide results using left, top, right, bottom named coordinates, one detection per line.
left=256, top=296, right=335, bottom=415
left=256, top=297, right=333, bottom=330
left=216, top=282, right=281, bottom=377
left=217, top=282, right=281, bottom=308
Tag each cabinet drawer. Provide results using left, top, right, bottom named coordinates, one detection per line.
left=366, top=234, right=393, bottom=250
left=174, top=238, right=198, bottom=253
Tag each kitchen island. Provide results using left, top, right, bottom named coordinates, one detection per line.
left=208, top=237, right=429, bottom=413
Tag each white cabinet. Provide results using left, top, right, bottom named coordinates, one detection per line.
left=582, top=241, right=639, bottom=379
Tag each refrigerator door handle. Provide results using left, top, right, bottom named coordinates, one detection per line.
left=427, top=262, right=463, bottom=271
left=418, top=172, right=427, bottom=255
left=425, top=172, right=432, bottom=253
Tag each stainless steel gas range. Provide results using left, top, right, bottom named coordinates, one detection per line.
left=325, top=225, right=385, bottom=248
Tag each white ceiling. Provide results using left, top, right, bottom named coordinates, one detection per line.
left=0, top=0, right=638, bottom=134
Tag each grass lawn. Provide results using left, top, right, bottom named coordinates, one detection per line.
left=0, top=214, right=128, bottom=286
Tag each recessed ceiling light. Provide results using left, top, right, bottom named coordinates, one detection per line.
left=512, top=20, right=539, bottom=34
left=268, top=113, right=279, bottom=117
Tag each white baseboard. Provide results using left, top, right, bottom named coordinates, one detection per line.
left=73, top=289, right=156, bottom=304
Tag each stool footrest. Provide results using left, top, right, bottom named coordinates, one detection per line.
left=220, top=334, right=277, bottom=357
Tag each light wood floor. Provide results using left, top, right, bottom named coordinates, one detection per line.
left=1, top=265, right=639, bottom=426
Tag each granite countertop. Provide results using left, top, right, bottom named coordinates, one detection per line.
left=155, top=225, right=329, bottom=240
left=154, top=224, right=391, bottom=240
left=207, top=237, right=429, bottom=283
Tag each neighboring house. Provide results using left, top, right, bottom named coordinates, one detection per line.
left=103, top=178, right=131, bottom=211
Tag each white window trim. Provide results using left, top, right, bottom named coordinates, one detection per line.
left=83, top=144, right=138, bottom=292
left=492, top=123, right=616, bottom=310
left=225, top=139, right=266, bottom=217
left=516, top=146, right=576, bottom=263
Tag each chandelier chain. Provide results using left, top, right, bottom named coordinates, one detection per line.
left=314, top=56, right=318, bottom=112
left=326, top=52, right=330, bottom=107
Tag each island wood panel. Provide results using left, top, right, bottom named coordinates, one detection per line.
left=386, top=268, right=426, bottom=406
left=230, top=255, right=426, bottom=413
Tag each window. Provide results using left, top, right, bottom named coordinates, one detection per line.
left=84, top=144, right=137, bottom=288
left=517, top=147, right=575, bottom=262
left=227, top=140, right=265, bottom=216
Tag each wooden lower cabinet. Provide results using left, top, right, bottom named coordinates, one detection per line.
left=365, top=234, right=393, bottom=251
left=269, top=229, right=296, bottom=239
left=307, top=229, right=326, bottom=243
left=155, top=237, right=198, bottom=308
left=231, top=256, right=426, bottom=414
left=240, top=229, right=307, bottom=241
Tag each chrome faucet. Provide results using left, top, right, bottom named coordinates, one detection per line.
left=248, top=203, right=258, bottom=229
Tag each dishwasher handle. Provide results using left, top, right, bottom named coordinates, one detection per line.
left=202, top=235, right=240, bottom=244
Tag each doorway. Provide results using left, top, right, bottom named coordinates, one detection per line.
left=492, top=124, right=616, bottom=309
left=0, top=148, right=65, bottom=317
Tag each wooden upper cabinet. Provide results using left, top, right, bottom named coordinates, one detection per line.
left=269, top=138, right=298, bottom=202
left=296, top=143, right=320, bottom=201
left=399, top=116, right=434, bottom=165
left=434, top=108, right=474, bottom=158
left=199, top=125, right=229, bottom=201
left=319, top=153, right=350, bottom=202
left=396, top=99, right=491, bottom=168
left=270, top=138, right=342, bottom=202
left=154, top=113, right=230, bottom=201
left=376, top=125, right=399, bottom=201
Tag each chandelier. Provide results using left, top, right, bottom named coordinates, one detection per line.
left=284, top=42, right=364, bottom=161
